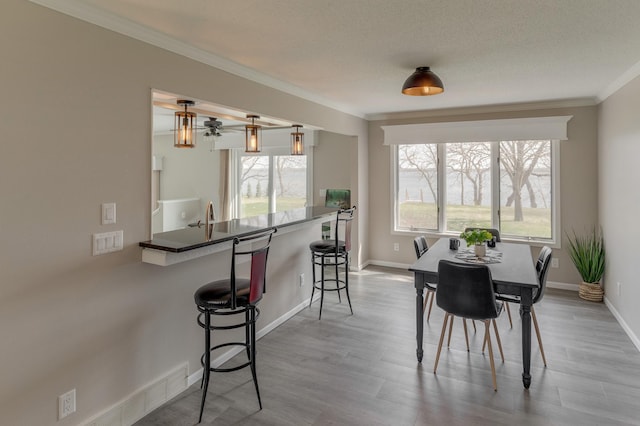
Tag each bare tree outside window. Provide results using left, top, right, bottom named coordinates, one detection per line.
left=397, top=145, right=438, bottom=230
left=445, top=142, right=492, bottom=231
left=395, top=140, right=553, bottom=240
left=499, top=140, right=551, bottom=238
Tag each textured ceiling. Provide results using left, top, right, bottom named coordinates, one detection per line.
left=33, top=0, right=640, bottom=118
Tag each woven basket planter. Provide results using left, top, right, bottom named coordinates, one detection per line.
left=579, top=281, right=604, bottom=302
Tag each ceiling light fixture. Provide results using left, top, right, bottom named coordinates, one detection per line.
left=245, top=114, right=262, bottom=153
left=174, top=99, right=196, bottom=148
left=291, top=125, right=304, bottom=155
left=401, top=66, right=444, bottom=96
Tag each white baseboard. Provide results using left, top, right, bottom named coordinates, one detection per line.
left=604, top=297, right=640, bottom=353
left=85, top=296, right=318, bottom=425
left=546, top=280, right=579, bottom=291
left=367, top=259, right=412, bottom=269
left=82, top=363, right=189, bottom=426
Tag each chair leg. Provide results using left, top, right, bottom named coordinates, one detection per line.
left=484, top=320, right=498, bottom=391
left=492, top=319, right=505, bottom=362
left=447, top=315, right=455, bottom=348
left=434, top=313, right=450, bottom=373
left=335, top=254, right=342, bottom=303
left=504, top=302, right=513, bottom=328
left=249, top=307, right=262, bottom=409
left=472, top=319, right=476, bottom=333
left=199, top=312, right=212, bottom=423
left=531, top=306, right=547, bottom=366
left=422, top=290, right=429, bottom=313
left=319, top=256, right=325, bottom=320
left=427, top=290, right=435, bottom=322
left=344, top=254, right=353, bottom=315
left=245, top=309, right=251, bottom=359
left=463, top=318, right=470, bottom=351
left=309, top=253, right=316, bottom=308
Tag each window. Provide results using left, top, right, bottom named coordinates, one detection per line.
left=236, top=149, right=310, bottom=218
left=394, top=139, right=557, bottom=242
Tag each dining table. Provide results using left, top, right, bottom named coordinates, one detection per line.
left=409, top=237, right=539, bottom=389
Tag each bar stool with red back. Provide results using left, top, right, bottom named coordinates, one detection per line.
left=193, top=228, right=276, bottom=423
left=309, top=207, right=356, bottom=319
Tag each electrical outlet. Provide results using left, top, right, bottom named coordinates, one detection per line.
left=59, top=389, right=76, bottom=420
left=299, top=273, right=305, bottom=287
left=551, top=258, right=559, bottom=268
left=393, top=243, right=400, bottom=252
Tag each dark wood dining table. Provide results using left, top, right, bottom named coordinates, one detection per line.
left=409, top=237, right=539, bottom=388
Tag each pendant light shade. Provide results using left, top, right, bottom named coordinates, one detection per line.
left=401, top=66, right=444, bottom=96
left=174, top=99, right=196, bottom=148
left=245, top=114, right=262, bottom=153
left=291, top=125, right=304, bottom=155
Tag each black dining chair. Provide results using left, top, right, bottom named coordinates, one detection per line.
left=434, top=260, right=504, bottom=391
left=414, top=236, right=436, bottom=322
left=309, top=207, right=356, bottom=319
left=464, top=227, right=515, bottom=328
left=496, top=246, right=552, bottom=366
left=193, top=228, right=275, bottom=423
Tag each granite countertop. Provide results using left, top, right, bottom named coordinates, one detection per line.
left=139, top=206, right=339, bottom=253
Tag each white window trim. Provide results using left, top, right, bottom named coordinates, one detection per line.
left=391, top=141, right=561, bottom=248
left=230, top=147, right=313, bottom=218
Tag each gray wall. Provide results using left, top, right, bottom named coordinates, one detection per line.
left=367, top=104, right=599, bottom=285
left=0, top=1, right=367, bottom=424
left=598, top=75, right=640, bottom=344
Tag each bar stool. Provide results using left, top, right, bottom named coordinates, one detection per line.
left=309, top=207, right=356, bottom=319
left=193, top=228, right=275, bottom=423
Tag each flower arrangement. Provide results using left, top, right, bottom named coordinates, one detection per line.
left=460, top=229, right=493, bottom=247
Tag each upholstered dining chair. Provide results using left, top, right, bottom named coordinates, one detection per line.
left=434, top=260, right=504, bottom=391
left=413, top=236, right=436, bottom=322
left=464, top=227, right=514, bottom=328
left=495, top=246, right=552, bottom=366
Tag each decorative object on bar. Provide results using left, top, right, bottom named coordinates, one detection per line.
left=460, top=228, right=493, bottom=258
left=290, top=124, right=304, bottom=155
left=174, top=99, right=196, bottom=148
left=245, top=114, right=262, bottom=153
left=567, top=227, right=606, bottom=302
left=193, top=228, right=276, bottom=422
left=401, top=66, right=444, bottom=96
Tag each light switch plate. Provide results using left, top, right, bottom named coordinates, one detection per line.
left=93, top=230, right=123, bottom=255
left=102, top=203, right=116, bottom=225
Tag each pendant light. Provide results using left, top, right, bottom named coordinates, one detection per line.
left=174, top=99, right=196, bottom=148
left=401, top=66, right=444, bottom=96
left=245, top=114, right=262, bottom=153
left=290, top=125, right=304, bottom=155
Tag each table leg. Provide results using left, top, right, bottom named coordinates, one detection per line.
left=519, top=288, right=533, bottom=389
left=416, top=286, right=424, bottom=362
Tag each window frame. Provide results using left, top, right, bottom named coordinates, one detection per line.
left=392, top=140, right=560, bottom=247
left=231, top=147, right=313, bottom=218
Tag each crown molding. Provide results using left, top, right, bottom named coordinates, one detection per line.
left=598, top=58, right=640, bottom=102
left=366, top=98, right=598, bottom=121
left=29, top=0, right=365, bottom=119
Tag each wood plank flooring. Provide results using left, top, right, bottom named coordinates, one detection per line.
left=135, top=266, right=640, bottom=425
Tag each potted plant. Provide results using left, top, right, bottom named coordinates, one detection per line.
left=566, top=227, right=606, bottom=302
left=460, top=229, right=493, bottom=257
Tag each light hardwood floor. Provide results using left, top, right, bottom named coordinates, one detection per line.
left=135, top=266, right=640, bottom=426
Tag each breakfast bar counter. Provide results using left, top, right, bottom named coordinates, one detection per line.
left=139, top=206, right=339, bottom=265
